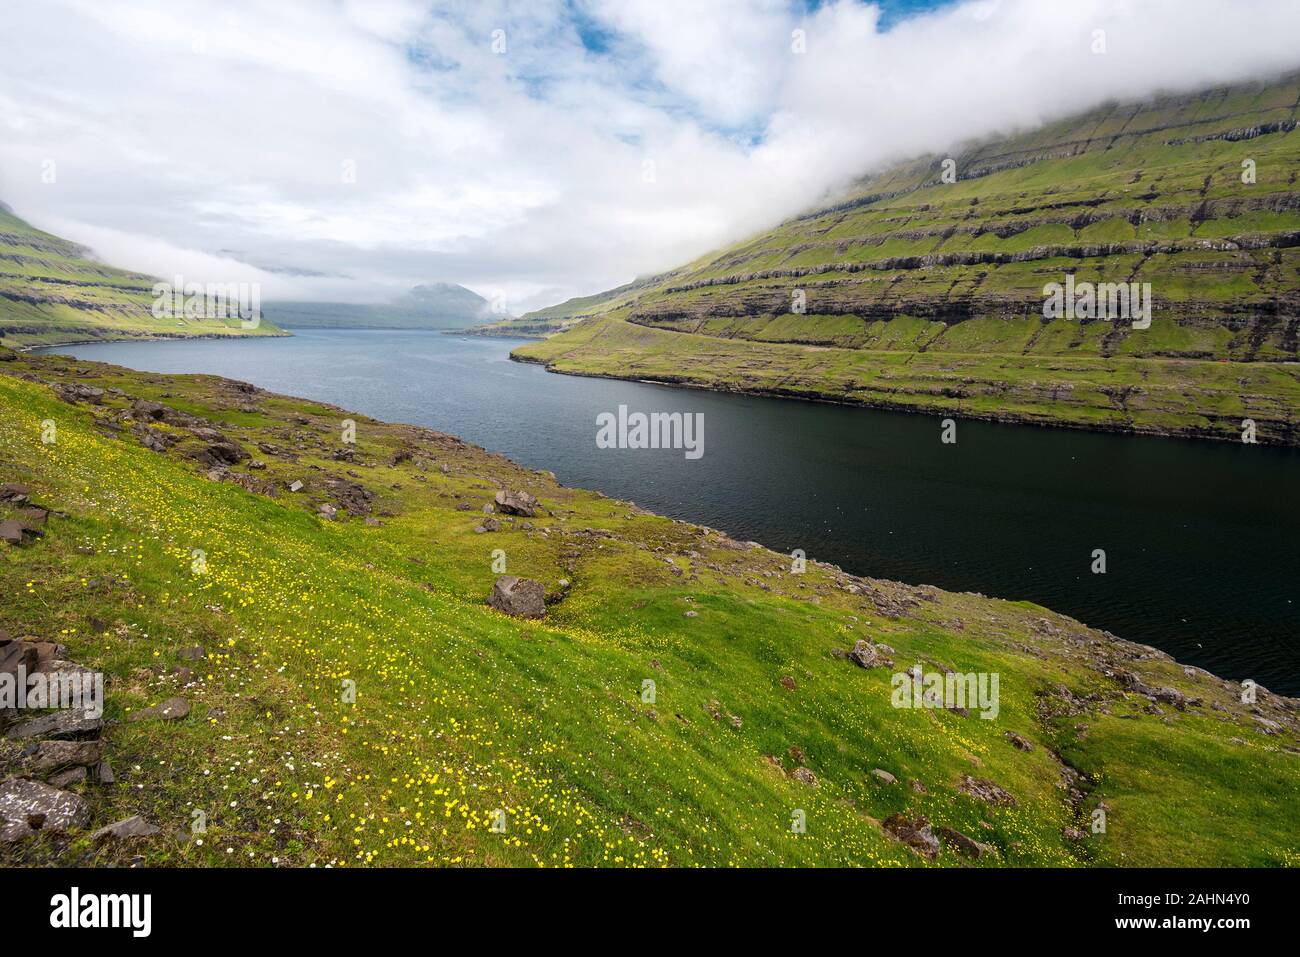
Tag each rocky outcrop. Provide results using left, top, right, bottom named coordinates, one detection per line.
left=0, top=777, right=91, bottom=840
left=488, top=576, right=546, bottom=618
left=494, top=490, right=539, bottom=517
left=882, top=814, right=940, bottom=859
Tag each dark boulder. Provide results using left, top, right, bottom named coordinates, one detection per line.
left=494, top=490, right=539, bottom=517
left=882, top=814, right=940, bottom=859
left=488, top=576, right=546, bottom=618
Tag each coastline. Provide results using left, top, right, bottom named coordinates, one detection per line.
left=14, top=328, right=292, bottom=354
left=4, top=342, right=1299, bottom=868
left=509, top=349, right=1295, bottom=448
left=7, top=345, right=1293, bottom=707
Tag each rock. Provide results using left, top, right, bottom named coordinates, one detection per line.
left=1152, top=686, right=1187, bottom=710
left=0, top=822, right=31, bottom=842
left=129, top=697, right=191, bottom=722
left=177, top=646, right=205, bottom=660
left=289, top=480, right=305, bottom=492
left=157, top=696, right=191, bottom=720
left=494, top=490, right=539, bottom=517
left=53, top=383, right=105, bottom=405
left=0, top=519, right=26, bottom=545
left=1063, top=826, right=1086, bottom=842
left=882, top=814, right=940, bottom=859
left=779, top=675, right=796, bottom=691
left=474, top=518, right=501, bottom=534
left=318, top=504, right=338, bottom=519
left=957, top=774, right=1018, bottom=807
left=15, top=507, right=47, bottom=530
left=0, top=482, right=31, bottom=502
left=131, top=399, right=168, bottom=421
left=870, top=768, right=897, bottom=784
left=30, top=739, right=104, bottom=771
left=487, top=576, right=546, bottom=618
left=847, top=639, right=892, bottom=669
left=790, top=766, right=818, bottom=787
left=0, top=639, right=38, bottom=675
left=190, top=441, right=249, bottom=468
left=91, top=815, right=160, bottom=842
left=5, top=709, right=102, bottom=740
left=48, top=766, right=87, bottom=788
left=22, top=640, right=65, bottom=666
left=936, top=824, right=991, bottom=858
left=1254, top=716, right=1282, bottom=734
left=96, top=760, right=116, bottom=784
left=910, top=779, right=928, bottom=794
left=1004, top=731, right=1035, bottom=752
left=683, top=610, right=698, bottom=618
left=0, top=777, right=91, bottom=833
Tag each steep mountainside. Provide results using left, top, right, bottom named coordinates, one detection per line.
left=263, top=282, right=496, bottom=331
left=515, top=73, right=1300, bottom=443
left=1, top=346, right=1297, bottom=866
left=0, top=204, right=282, bottom=349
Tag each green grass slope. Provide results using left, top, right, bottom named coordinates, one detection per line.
left=0, top=203, right=283, bottom=349
left=516, top=73, right=1300, bottom=443
left=1, top=346, right=1296, bottom=866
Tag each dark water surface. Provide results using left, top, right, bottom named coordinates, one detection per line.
left=43, top=330, right=1300, bottom=695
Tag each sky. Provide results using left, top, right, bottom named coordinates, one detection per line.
left=1, top=0, right=1299, bottom=314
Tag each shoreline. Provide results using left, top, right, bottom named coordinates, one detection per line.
left=510, top=350, right=1289, bottom=448
left=16, top=328, right=292, bottom=354
left=10, top=344, right=1296, bottom=706
left=7, top=332, right=1289, bottom=691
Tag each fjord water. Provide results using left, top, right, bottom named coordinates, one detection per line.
left=45, top=329, right=1300, bottom=695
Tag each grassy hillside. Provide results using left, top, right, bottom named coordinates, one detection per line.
left=515, top=73, right=1300, bottom=443
left=0, top=203, right=283, bottom=349
left=1, top=345, right=1297, bottom=866
left=468, top=282, right=642, bottom=339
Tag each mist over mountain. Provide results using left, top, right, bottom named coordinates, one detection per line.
left=262, top=282, right=500, bottom=331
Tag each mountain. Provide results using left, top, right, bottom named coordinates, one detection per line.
left=514, top=72, right=1300, bottom=444
left=0, top=204, right=283, bottom=349
left=263, top=282, right=497, bottom=331
left=467, top=281, right=636, bottom=338
left=2, top=347, right=1297, bottom=866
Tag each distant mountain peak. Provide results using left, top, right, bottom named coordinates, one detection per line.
left=263, top=280, right=498, bottom=331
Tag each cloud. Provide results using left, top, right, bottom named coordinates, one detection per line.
left=0, top=0, right=1297, bottom=313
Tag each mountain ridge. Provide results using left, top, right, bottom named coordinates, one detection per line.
left=0, top=204, right=283, bottom=349
left=510, top=72, right=1300, bottom=442
left=263, top=281, right=498, bottom=332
